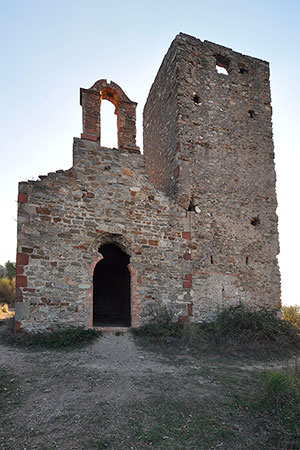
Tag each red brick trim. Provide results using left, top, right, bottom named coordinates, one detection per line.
left=16, top=253, right=29, bottom=266
left=16, top=275, right=27, bottom=288
left=18, top=193, right=28, bottom=203
left=87, top=255, right=103, bottom=327
left=128, top=264, right=141, bottom=327
left=16, top=266, right=24, bottom=275
left=81, top=133, right=98, bottom=142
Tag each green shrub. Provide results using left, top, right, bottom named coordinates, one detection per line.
left=213, top=304, right=300, bottom=346
left=282, top=305, right=300, bottom=329
left=15, top=326, right=101, bottom=350
left=265, top=370, right=300, bottom=402
left=0, top=277, right=15, bottom=306
left=133, top=304, right=300, bottom=354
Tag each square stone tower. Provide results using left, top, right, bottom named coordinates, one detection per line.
left=144, top=33, right=280, bottom=314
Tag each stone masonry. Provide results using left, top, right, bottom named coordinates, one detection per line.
left=15, top=33, right=281, bottom=332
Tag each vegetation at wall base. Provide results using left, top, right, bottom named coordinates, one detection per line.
left=213, top=305, right=300, bottom=347
left=133, top=304, right=300, bottom=356
left=132, top=304, right=184, bottom=340
left=14, top=326, right=101, bottom=350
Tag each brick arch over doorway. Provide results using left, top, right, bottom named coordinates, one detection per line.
left=91, top=231, right=133, bottom=257
left=87, top=233, right=140, bottom=328
left=80, top=79, right=139, bottom=151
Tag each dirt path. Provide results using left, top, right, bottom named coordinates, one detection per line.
left=0, top=332, right=211, bottom=449
left=1, top=328, right=299, bottom=450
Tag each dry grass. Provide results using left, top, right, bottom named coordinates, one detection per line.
left=0, top=276, right=16, bottom=305
left=0, top=303, right=14, bottom=320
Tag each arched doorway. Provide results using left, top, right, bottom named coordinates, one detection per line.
left=93, top=244, right=131, bottom=326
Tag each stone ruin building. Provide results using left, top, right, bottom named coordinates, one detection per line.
left=15, top=33, right=281, bottom=332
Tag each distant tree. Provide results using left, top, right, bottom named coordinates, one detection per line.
left=5, top=261, right=16, bottom=280
left=282, top=305, right=300, bottom=329
left=0, top=265, right=5, bottom=278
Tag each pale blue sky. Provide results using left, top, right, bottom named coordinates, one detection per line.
left=0, top=0, right=299, bottom=305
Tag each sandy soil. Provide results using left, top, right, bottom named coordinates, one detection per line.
left=1, top=328, right=201, bottom=449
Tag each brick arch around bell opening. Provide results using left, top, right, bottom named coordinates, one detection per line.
left=80, top=79, right=139, bottom=151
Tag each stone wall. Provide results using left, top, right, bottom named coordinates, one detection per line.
left=15, top=33, right=281, bottom=332
left=143, top=39, right=179, bottom=198
left=16, top=138, right=197, bottom=331
left=144, top=33, right=280, bottom=319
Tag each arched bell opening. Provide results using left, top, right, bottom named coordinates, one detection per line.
left=93, top=243, right=131, bottom=326
left=80, top=79, right=139, bottom=151
left=99, top=86, right=120, bottom=148
left=100, top=98, right=118, bottom=148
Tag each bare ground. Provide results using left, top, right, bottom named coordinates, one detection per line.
left=1, top=321, right=299, bottom=450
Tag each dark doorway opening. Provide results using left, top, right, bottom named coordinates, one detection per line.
left=93, top=244, right=131, bottom=326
